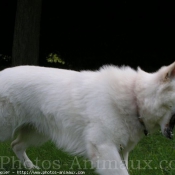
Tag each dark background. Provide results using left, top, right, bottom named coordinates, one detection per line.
left=0, top=0, right=175, bottom=71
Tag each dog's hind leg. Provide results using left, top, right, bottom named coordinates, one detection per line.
left=11, top=137, right=37, bottom=169
left=11, top=125, right=48, bottom=169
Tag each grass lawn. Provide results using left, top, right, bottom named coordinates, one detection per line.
left=0, top=131, right=175, bottom=175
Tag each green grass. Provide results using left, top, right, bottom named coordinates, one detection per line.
left=129, top=131, right=175, bottom=175
left=0, top=131, right=175, bottom=175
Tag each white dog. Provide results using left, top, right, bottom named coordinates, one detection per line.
left=0, top=62, right=175, bottom=175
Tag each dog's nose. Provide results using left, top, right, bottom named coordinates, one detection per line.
left=164, top=114, right=175, bottom=139
left=169, top=114, right=175, bottom=130
left=164, top=127, right=173, bottom=139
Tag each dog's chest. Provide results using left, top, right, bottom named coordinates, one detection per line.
left=109, top=115, right=144, bottom=150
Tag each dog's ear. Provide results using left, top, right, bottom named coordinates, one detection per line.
left=163, top=62, right=175, bottom=81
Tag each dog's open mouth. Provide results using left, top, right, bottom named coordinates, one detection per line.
left=164, top=114, right=175, bottom=139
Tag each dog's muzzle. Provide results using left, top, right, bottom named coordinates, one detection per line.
left=164, top=114, right=175, bottom=139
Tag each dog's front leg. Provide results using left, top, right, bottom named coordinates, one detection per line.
left=121, top=151, right=129, bottom=169
left=87, top=142, right=129, bottom=175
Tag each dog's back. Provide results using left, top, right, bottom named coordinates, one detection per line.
left=0, top=66, right=85, bottom=151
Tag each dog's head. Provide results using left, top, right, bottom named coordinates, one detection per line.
left=136, top=62, right=175, bottom=139
left=158, top=62, right=175, bottom=139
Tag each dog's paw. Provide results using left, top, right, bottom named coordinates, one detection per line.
left=24, top=161, right=40, bottom=170
left=31, top=165, right=40, bottom=170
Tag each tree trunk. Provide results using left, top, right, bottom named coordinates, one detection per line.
left=12, top=0, right=42, bottom=66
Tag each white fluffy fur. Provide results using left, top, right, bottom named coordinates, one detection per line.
left=1, top=63, right=175, bottom=175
